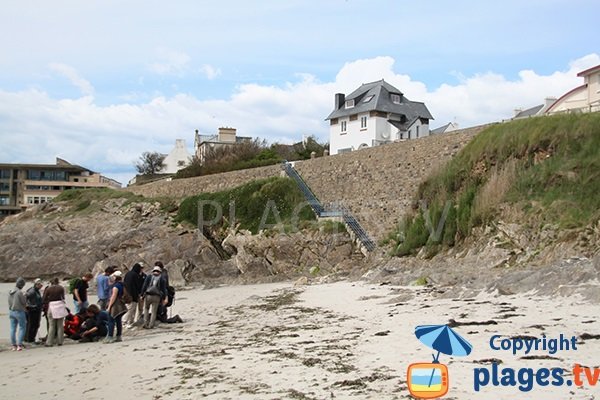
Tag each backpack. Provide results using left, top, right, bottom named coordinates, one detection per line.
left=146, top=275, right=162, bottom=296
left=68, top=278, right=81, bottom=294
left=166, top=286, right=175, bottom=307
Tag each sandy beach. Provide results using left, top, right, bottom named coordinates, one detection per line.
left=1, top=280, right=599, bottom=400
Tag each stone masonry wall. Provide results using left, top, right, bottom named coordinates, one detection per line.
left=125, top=164, right=283, bottom=199
left=125, top=124, right=489, bottom=243
left=294, top=124, right=491, bottom=241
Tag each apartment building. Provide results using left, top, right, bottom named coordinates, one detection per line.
left=0, top=158, right=121, bottom=217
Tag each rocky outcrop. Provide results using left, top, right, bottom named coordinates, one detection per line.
left=0, top=198, right=366, bottom=284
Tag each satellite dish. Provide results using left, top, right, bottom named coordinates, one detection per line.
left=381, top=130, right=390, bottom=139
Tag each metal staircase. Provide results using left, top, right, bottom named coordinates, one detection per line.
left=282, top=161, right=376, bottom=252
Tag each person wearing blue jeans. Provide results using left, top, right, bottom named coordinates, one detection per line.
left=8, top=278, right=27, bottom=351
left=105, top=271, right=126, bottom=343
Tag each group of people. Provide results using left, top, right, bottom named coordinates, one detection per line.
left=7, top=261, right=182, bottom=351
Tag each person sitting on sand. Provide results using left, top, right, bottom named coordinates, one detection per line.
left=64, top=308, right=87, bottom=340
left=79, top=304, right=109, bottom=342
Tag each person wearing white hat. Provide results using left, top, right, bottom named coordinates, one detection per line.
left=25, top=278, right=44, bottom=343
left=140, top=266, right=167, bottom=329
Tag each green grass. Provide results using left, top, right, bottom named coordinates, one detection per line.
left=176, top=177, right=316, bottom=234
left=390, top=113, right=600, bottom=257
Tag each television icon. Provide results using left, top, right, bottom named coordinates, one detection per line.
left=407, top=362, right=449, bottom=399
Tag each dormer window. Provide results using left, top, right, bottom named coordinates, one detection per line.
left=391, top=93, right=401, bottom=104
left=345, top=99, right=355, bottom=109
left=363, top=95, right=374, bottom=103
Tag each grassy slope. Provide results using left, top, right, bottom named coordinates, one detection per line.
left=389, top=113, right=600, bottom=256
left=176, top=177, right=316, bottom=234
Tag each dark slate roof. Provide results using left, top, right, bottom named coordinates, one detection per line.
left=514, top=104, right=544, bottom=119
left=326, top=79, right=433, bottom=121
left=431, top=123, right=452, bottom=134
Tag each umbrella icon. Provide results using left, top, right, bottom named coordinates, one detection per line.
left=414, top=324, right=473, bottom=387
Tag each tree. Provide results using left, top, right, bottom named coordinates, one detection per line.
left=135, top=151, right=166, bottom=175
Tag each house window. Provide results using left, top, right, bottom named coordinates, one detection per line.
left=345, top=99, right=355, bottom=109
left=363, top=95, right=374, bottom=103
left=341, top=121, right=347, bottom=133
left=416, top=126, right=420, bottom=138
left=360, top=116, right=368, bottom=129
left=391, top=93, right=401, bottom=104
left=177, top=160, right=185, bottom=167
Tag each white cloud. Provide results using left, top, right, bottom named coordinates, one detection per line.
left=199, top=64, right=221, bottom=80
left=2, top=54, right=599, bottom=184
left=48, top=62, right=95, bottom=97
left=148, top=47, right=192, bottom=77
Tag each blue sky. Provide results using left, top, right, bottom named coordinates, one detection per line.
left=1, top=0, right=599, bottom=184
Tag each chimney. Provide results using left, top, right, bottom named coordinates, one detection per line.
left=218, top=127, right=237, bottom=143
left=335, top=93, right=345, bottom=110
left=544, top=97, right=557, bottom=108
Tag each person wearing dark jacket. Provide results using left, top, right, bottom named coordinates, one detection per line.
left=140, top=266, right=167, bottom=329
left=123, top=263, right=144, bottom=328
left=25, top=278, right=44, bottom=343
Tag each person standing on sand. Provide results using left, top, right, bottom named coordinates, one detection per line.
left=140, top=266, right=167, bottom=329
left=96, top=266, right=115, bottom=310
left=123, top=263, right=144, bottom=328
left=25, top=278, right=44, bottom=343
left=43, top=278, right=67, bottom=347
left=105, top=271, right=127, bottom=343
left=8, top=277, right=27, bottom=351
left=155, top=261, right=169, bottom=288
left=73, top=273, right=93, bottom=314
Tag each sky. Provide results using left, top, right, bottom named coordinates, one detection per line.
left=1, top=0, right=599, bottom=185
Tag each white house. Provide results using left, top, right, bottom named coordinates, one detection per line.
left=430, top=121, right=459, bottom=134
left=546, top=64, right=600, bottom=114
left=512, top=97, right=557, bottom=119
left=326, top=80, right=433, bottom=155
left=162, top=139, right=191, bottom=174
left=194, top=127, right=252, bottom=165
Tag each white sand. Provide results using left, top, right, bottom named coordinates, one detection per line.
left=1, top=281, right=599, bottom=399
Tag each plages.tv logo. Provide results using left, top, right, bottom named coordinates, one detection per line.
left=407, top=324, right=473, bottom=399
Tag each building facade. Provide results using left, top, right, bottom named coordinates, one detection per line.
left=326, top=80, right=433, bottom=155
left=194, top=127, right=252, bottom=165
left=0, top=158, right=121, bottom=217
left=162, top=139, right=191, bottom=174
left=546, top=64, right=600, bottom=114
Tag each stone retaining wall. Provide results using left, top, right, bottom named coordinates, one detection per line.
left=126, top=124, right=490, bottom=241
left=294, top=124, right=491, bottom=240
left=124, top=164, right=282, bottom=199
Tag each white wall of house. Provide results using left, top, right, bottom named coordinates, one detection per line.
left=163, top=139, right=191, bottom=174
left=330, top=114, right=393, bottom=154
left=548, top=69, right=600, bottom=114
left=586, top=72, right=600, bottom=106
left=330, top=114, right=431, bottom=154
left=394, top=119, right=430, bottom=140
left=547, top=86, right=588, bottom=114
